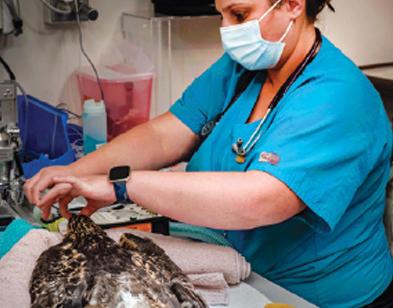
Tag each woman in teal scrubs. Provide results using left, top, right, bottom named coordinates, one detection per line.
left=25, top=0, right=393, bottom=307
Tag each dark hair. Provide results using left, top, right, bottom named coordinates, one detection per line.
left=269, top=0, right=335, bottom=23
left=306, top=0, right=335, bottom=23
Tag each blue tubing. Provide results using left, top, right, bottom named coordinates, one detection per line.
left=169, top=222, right=234, bottom=248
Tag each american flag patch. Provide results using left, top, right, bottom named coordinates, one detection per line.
left=259, top=152, right=280, bottom=166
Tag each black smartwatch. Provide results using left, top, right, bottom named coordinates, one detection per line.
left=109, top=165, right=132, bottom=204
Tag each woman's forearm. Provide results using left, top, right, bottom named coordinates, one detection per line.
left=69, top=112, right=199, bottom=176
left=127, top=170, right=305, bottom=230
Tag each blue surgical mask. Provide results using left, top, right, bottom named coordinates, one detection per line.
left=220, top=0, right=293, bottom=70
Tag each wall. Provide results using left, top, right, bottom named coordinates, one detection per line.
left=317, top=0, right=393, bottom=66
left=1, top=0, right=393, bottom=125
left=0, top=0, right=152, bottom=124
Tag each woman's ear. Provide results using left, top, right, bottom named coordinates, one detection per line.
left=284, top=0, right=305, bottom=20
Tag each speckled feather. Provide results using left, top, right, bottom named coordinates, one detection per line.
left=29, top=214, right=208, bottom=308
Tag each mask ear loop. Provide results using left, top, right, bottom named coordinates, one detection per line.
left=258, top=0, right=290, bottom=43
left=279, top=20, right=294, bottom=43
left=258, top=0, right=282, bottom=23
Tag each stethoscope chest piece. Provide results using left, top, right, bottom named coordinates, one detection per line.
left=231, top=138, right=243, bottom=153
left=232, top=138, right=246, bottom=164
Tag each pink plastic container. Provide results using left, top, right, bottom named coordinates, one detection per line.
left=77, top=64, right=154, bottom=141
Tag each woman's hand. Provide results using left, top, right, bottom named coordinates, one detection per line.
left=36, top=175, right=116, bottom=220
left=24, top=165, right=76, bottom=206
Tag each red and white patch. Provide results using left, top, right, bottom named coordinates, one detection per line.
left=259, top=152, right=280, bottom=166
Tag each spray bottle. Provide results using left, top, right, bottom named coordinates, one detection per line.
left=82, top=99, right=107, bottom=155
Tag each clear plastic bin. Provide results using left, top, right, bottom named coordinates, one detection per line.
left=121, top=13, right=223, bottom=118
left=76, top=64, right=154, bottom=141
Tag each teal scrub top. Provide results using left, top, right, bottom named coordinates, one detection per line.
left=169, top=36, right=393, bottom=308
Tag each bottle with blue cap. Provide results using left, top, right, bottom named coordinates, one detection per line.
left=82, top=99, right=107, bottom=155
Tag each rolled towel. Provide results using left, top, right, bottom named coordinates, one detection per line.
left=189, top=273, right=230, bottom=306
left=107, top=228, right=251, bottom=284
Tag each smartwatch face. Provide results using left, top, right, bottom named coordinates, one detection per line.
left=109, top=166, right=130, bottom=182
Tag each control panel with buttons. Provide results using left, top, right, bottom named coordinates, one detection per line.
left=90, top=203, right=169, bottom=234
left=51, top=196, right=170, bottom=235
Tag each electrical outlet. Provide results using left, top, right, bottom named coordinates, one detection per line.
left=44, top=0, right=91, bottom=25
left=0, top=80, right=18, bottom=123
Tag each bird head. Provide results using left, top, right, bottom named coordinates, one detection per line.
left=67, top=214, right=106, bottom=237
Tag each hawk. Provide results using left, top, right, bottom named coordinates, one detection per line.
left=30, top=214, right=207, bottom=308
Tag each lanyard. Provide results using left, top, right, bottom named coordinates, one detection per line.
left=200, top=28, right=322, bottom=163
left=267, top=28, right=322, bottom=111
left=234, top=28, right=322, bottom=163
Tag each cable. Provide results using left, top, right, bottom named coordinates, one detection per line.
left=67, top=124, right=83, bottom=140
left=3, top=0, right=18, bottom=19
left=16, top=0, right=20, bottom=14
left=56, top=102, right=69, bottom=109
left=66, top=124, right=83, bottom=159
left=0, top=55, right=16, bottom=80
left=74, top=0, right=104, bottom=102
left=75, top=0, right=87, bottom=13
left=56, top=103, right=84, bottom=159
left=56, top=103, right=82, bottom=119
left=60, top=109, right=82, bottom=119
left=51, top=113, right=58, bottom=159
left=16, top=82, right=30, bottom=159
left=39, top=0, right=72, bottom=14
left=3, top=0, right=23, bottom=36
left=169, top=222, right=234, bottom=247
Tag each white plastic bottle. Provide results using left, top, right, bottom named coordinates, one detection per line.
left=82, top=99, right=107, bottom=155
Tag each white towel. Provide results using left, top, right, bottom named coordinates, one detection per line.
left=0, top=228, right=251, bottom=307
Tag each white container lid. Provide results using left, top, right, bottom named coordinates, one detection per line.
left=83, top=99, right=106, bottom=114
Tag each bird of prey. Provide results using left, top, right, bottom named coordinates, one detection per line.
left=30, top=214, right=208, bottom=308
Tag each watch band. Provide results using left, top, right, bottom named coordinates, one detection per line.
left=113, top=180, right=132, bottom=204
